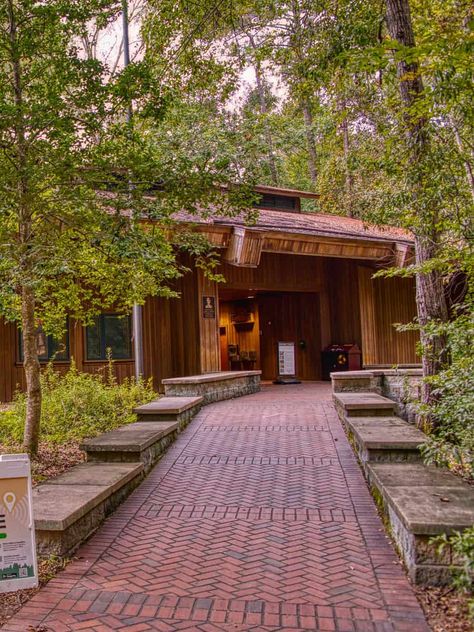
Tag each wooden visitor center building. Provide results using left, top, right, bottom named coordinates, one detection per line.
left=0, top=186, right=420, bottom=402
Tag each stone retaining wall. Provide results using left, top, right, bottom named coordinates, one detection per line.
left=163, top=373, right=261, bottom=404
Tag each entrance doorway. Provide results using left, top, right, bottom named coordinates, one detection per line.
left=218, top=290, right=321, bottom=381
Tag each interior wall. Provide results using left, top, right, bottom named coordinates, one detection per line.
left=326, top=259, right=362, bottom=348
left=219, top=300, right=260, bottom=368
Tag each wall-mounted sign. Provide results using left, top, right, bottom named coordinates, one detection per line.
left=278, top=341, right=296, bottom=377
left=0, top=454, right=38, bottom=593
left=202, top=296, right=216, bottom=319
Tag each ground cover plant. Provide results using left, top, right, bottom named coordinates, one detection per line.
left=0, top=361, right=156, bottom=483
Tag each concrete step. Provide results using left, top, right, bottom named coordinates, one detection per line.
left=345, top=417, right=426, bottom=467
left=81, top=421, right=178, bottom=471
left=33, top=462, right=144, bottom=557
left=366, top=463, right=474, bottom=585
left=134, top=396, right=203, bottom=428
left=162, top=371, right=261, bottom=404
left=333, top=392, right=396, bottom=417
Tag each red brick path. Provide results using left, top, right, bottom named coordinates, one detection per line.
left=3, top=384, right=430, bottom=631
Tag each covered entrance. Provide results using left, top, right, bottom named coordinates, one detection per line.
left=219, top=290, right=321, bottom=380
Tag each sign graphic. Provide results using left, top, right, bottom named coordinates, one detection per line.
left=278, top=342, right=296, bottom=376
left=202, top=296, right=216, bottom=319
left=0, top=454, right=38, bottom=593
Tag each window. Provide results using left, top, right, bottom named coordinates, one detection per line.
left=85, top=314, right=132, bottom=360
left=18, top=323, right=69, bottom=362
left=254, top=194, right=298, bottom=212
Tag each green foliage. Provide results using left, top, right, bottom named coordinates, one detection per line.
left=0, top=362, right=156, bottom=444
left=432, top=526, right=474, bottom=617
left=420, top=315, right=474, bottom=479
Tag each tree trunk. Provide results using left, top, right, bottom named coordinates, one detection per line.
left=340, top=113, right=354, bottom=217
left=302, top=102, right=318, bottom=187
left=246, top=31, right=279, bottom=186
left=21, top=287, right=42, bottom=455
left=385, top=0, right=449, bottom=415
left=8, top=0, right=42, bottom=454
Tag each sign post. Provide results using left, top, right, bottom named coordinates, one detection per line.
left=274, top=342, right=301, bottom=384
left=0, top=454, right=38, bottom=593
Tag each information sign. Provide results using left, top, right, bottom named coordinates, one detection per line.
left=278, top=342, right=296, bottom=377
left=0, top=454, right=38, bottom=593
left=202, top=296, right=216, bottom=319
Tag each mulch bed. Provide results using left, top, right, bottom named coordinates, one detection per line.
left=414, top=585, right=472, bottom=632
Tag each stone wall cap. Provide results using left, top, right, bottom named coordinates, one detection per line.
left=333, top=392, right=395, bottom=410
left=367, top=463, right=465, bottom=489
left=330, top=371, right=375, bottom=379
left=81, top=421, right=178, bottom=452
left=134, top=396, right=203, bottom=415
left=162, top=371, right=262, bottom=385
left=383, top=486, right=474, bottom=535
left=349, top=421, right=427, bottom=449
left=33, top=463, right=143, bottom=530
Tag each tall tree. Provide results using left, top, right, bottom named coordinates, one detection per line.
left=384, top=0, right=449, bottom=412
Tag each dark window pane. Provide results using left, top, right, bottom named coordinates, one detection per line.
left=18, top=322, right=69, bottom=362
left=85, top=317, right=102, bottom=360
left=104, top=315, right=132, bottom=359
left=254, top=194, right=297, bottom=211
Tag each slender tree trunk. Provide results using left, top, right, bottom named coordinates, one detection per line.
left=302, top=102, right=318, bottom=187
left=385, top=0, right=449, bottom=415
left=340, top=113, right=354, bottom=217
left=451, top=116, right=474, bottom=201
left=8, top=0, right=42, bottom=453
left=246, top=31, right=279, bottom=186
left=21, top=287, right=41, bottom=454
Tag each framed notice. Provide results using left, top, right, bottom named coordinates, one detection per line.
left=0, top=454, right=38, bottom=593
left=278, top=342, right=296, bottom=377
left=202, top=296, right=216, bottom=319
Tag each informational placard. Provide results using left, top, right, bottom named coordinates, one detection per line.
left=202, top=296, right=216, bottom=319
left=278, top=341, right=296, bottom=377
left=0, top=454, right=38, bottom=593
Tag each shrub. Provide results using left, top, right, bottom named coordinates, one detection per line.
left=420, top=314, right=474, bottom=479
left=0, top=361, right=157, bottom=445
left=433, top=526, right=474, bottom=618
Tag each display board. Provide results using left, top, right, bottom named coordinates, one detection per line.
left=0, top=454, right=38, bottom=593
left=277, top=341, right=296, bottom=377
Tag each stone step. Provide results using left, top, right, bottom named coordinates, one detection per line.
left=81, top=421, right=178, bottom=471
left=33, top=462, right=144, bottom=557
left=345, top=417, right=426, bottom=467
left=134, top=396, right=203, bottom=428
left=330, top=371, right=381, bottom=394
left=333, top=392, right=396, bottom=417
left=366, top=463, right=474, bottom=585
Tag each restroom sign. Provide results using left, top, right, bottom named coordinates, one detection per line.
left=0, top=454, right=38, bottom=592
left=278, top=342, right=296, bottom=376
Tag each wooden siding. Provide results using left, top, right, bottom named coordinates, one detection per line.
left=358, top=266, right=419, bottom=365
left=219, top=252, right=325, bottom=293
left=197, top=270, right=220, bottom=373
left=326, top=259, right=362, bottom=348
left=258, top=293, right=321, bottom=380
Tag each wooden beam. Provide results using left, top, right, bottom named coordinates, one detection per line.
left=223, top=227, right=264, bottom=268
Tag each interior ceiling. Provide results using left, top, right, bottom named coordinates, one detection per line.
left=219, top=288, right=259, bottom=302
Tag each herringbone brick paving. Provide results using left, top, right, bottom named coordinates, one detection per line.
left=3, top=383, right=430, bottom=631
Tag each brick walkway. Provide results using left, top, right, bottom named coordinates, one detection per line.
left=3, top=384, right=430, bottom=631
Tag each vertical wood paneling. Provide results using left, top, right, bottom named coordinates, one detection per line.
left=197, top=270, right=220, bottom=373
left=358, top=266, right=378, bottom=365
left=327, top=259, right=362, bottom=347
left=219, top=301, right=261, bottom=367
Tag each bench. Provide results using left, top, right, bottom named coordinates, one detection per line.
left=367, top=463, right=474, bottom=585
left=344, top=416, right=427, bottom=468
left=81, top=421, right=178, bottom=471
left=34, top=462, right=144, bottom=557
left=162, top=370, right=261, bottom=404
left=134, top=396, right=203, bottom=429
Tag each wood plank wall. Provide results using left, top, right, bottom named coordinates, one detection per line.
left=219, top=252, right=325, bottom=292
left=358, top=266, right=419, bottom=365
left=197, top=270, right=220, bottom=373
left=0, top=317, right=134, bottom=403
left=326, top=259, right=362, bottom=348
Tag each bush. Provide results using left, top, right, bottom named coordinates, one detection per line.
left=433, top=526, right=474, bottom=618
left=420, top=314, right=474, bottom=479
left=0, top=361, right=157, bottom=445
